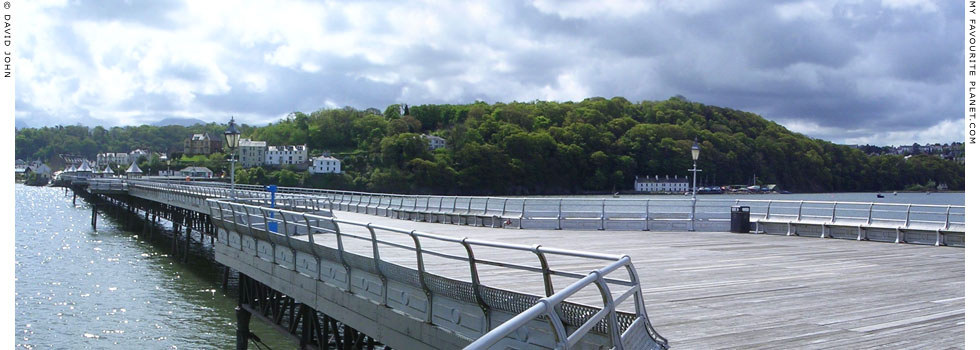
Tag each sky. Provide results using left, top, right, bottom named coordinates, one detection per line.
left=14, top=0, right=963, bottom=146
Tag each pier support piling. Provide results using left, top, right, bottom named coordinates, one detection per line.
left=184, top=220, right=191, bottom=263
left=222, top=266, right=230, bottom=292
left=235, top=306, right=251, bottom=350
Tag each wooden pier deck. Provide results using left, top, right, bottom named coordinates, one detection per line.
left=332, top=210, right=965, bottom=349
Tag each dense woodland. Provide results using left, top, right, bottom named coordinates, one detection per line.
left=15, top=97, right=965, bottom=194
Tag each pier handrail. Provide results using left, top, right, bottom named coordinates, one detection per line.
left=106, top=178, right=965, bottom=234
left=209, top=180, right=965, bottom=231
left=206, top=197, right=667, bottom=349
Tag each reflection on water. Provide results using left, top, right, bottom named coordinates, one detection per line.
left=14, top=185, right=293, bottom=349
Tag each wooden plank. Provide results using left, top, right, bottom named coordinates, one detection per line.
left=329, top=210, right=964, bottom=348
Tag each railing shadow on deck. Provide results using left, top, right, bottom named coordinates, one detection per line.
left=206, top=197, right=668, bottom=349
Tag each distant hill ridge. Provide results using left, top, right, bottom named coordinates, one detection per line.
left=12, top=97, right=965, bottom=193
left=152, top=117, right=208, bottom=127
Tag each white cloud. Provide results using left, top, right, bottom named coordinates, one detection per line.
left=530, top=0, right=651, bottom=19
left=775, top=2, right=831, bottom=21
left=13, top=0, right=962, bottom=147
left=842, top=119, right=960, bottom=146
left=881, top=0, right=938, bottom=12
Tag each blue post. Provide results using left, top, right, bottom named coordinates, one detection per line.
left=266, top=185, right=278, bottom=233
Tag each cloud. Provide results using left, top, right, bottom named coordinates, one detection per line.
left=14, top=0, right=962, bottom=147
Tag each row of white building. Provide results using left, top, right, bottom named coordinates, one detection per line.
left=633, top=175, right=690, bottom=193
left=95, top=149, right=160, bottom=168
left=237, top=139, right=342, bottom=174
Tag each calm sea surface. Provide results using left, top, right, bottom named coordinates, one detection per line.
left=14, top=185, right=964, bottom=349
left=14, top=184, right=293, bottom=349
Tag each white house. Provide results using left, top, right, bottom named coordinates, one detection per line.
left=96, top=152, right=130, bottom=168
left=634, top=175, right=689, bottom=193
left=309, top=155, right=342, bottom=174
left=33, top=163, right=52, bottom=177
left=422, top=134, right=446, bottom=150
left=179, top=166, right=213, bottom=178
left=128, top=149, right=151, bottom=164
left=266, top=145, right=308, bottom=166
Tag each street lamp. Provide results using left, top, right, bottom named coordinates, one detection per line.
left=224, top=117, right=241, bottom=200
left=689, top=137, right=702, bottom=231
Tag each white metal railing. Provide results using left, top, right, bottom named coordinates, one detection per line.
left=95, top=178, right=966, bottom=236
left=733, top=199, right=966, bottom=231
left=206, top=198, right=667, bottom=349
left=87, top=178, right=128, bottom=192
left=149, top=180, right=965, bottom=233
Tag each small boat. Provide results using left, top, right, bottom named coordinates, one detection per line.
left=893, top=191, right=898, bottom=196
left=612, top=192, right=620, bottom=198
left=876, top=194, right=885, bottom=198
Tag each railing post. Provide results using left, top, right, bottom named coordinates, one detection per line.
left=557, top=199, right=563, bottom=230
left=501, top=199, right=509, bottom=228
left=408, top=231, right=433, bottom=323
left=600, top=199, right=606, bottom=230
left=867, top=203, right=874, bottom=225
left=483, top=198, right=490, bottom=215
left=592, top=271, right=624, bottom=349
left=797, top=201, right=804, bottom=221
left=519, top=199, right=526, bottom=229
left=331, top=218, right=352, bottom=292
left=831, top=202, right=838, bottom=223
left=904, top=204, right=912, bottom=228
left=644, top=199, right=650, bottom=231
left=366, top=224, right=388, bottom=307
left=461, top=238, right=491, bottom=332
left=532, top=245, right=555, bottom=296
left=944, top=205, right=951, bottom=230
left=765, top=200, right=772, bottom=220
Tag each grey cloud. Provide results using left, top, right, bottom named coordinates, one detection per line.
left=16, top=0, right=963, bottom=146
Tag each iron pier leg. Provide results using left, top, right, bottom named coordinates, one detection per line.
left=91, top=206, right=97, bottom=231
left=184, top=220, right=191, bottom=263
left=172, top=215, right=180, bottom=258
left=300, top=305, right=314, bottom=349
left=344, top=325, right=354, bottom=350
left=329, top=318, right=341, bottom=349
left=236, top=306, right=251, bottom=350
left=222, top=266, right=230, bottom=292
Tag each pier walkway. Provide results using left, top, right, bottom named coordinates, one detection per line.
left=333, top=210, right=964, bottom=349
left=74, top=178, right=964, bottom=349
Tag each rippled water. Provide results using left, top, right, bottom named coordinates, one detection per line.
left=14, top=185, right=293, bottom=349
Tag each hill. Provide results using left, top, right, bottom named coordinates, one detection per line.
left=13, top=97, right=965, bottom=194
left=152, top=117, right=208, bottom=127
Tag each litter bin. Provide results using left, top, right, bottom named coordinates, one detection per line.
left=730, top=206, right=750, bottom=233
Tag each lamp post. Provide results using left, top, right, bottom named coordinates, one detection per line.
left=224, top=117, right=241, bottom=200
left=689, top=137, right=702, bottom=231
